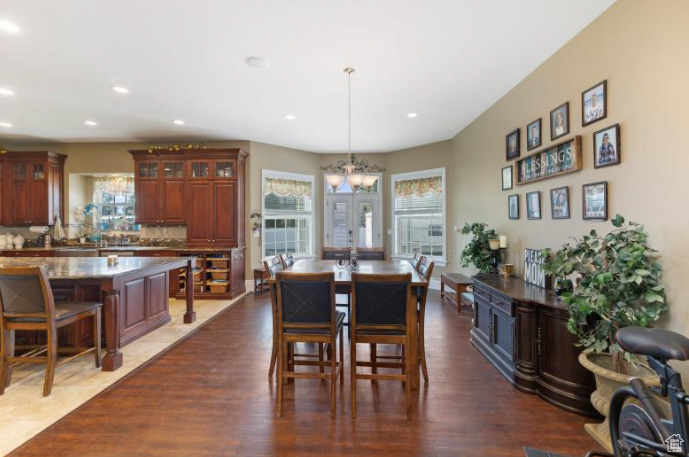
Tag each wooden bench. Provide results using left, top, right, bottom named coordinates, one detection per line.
left=440, top=273, right=473, bottom=312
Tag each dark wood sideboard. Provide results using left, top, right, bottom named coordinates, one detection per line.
left=470, top=274, right=598, bottom=418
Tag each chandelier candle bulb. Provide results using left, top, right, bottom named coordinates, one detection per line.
left=499, top=236, right=507, bottom=248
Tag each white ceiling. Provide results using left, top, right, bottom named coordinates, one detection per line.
left=0, top=0, right=615, bottom=153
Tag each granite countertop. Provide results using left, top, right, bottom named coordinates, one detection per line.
left=0, top=256, right=191, bottom=279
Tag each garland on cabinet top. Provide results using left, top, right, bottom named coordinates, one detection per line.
left=0, top=145, right=7, bottom=154
left=147, top=143, right=207, bottom=153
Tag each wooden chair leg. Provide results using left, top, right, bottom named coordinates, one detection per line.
left=0, top=329, right=9, bottom=395
left=370, top=343, right=377, bottom=383
left=268, top=337, right=277, bottom=379
left=351, top=338, right=357, bottom=420
left=330, top=337, right=337, bottom=420
left=419, top=312, right=429, bottom=383
left=43, top=330, right=57, bottom=397
left=405, top=340, right=412, bottom=420
left=339, top=329, right=344, bottom=384
left=94, top=309, right=102, bottom=368
left=277, top=339, right=284, bottom=417
left=319, top=343, right=325, bottom=373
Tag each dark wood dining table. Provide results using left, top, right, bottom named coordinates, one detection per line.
left=266, top=259, right=428, bottom=390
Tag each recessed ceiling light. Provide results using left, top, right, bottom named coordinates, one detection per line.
left=407, top=113, right=418, bottom=118
left=0, top=88, right=14, bottom=96
left=245, top=57, right=270, bottom=70
left=172, top=119, right=185, bottom=125
left=111, top=86, right=129, bottom=94
left=0, top=122, right=12, bottom=128
left=284, top=115, right=296, bottom=120
left=84, top=120, right=97, bottom=126
left=0, top=21, right=21, bottom=34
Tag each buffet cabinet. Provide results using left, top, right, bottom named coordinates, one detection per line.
left=129, top=148, right=247, bottom=249
left=470, top=275, right=598, bottom=417
left=0, top=151, right=66, bottom=226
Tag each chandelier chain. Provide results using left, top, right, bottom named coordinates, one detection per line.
left=347, top=68, right=352, bottom=157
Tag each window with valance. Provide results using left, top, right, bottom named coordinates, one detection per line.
left=92, top=175, right=138, bottom=232
left=263, top=171, right=314, bottom=258
left=392, top=169, right=446, bottom=262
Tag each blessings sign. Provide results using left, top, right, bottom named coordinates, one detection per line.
left=524, top=249, right=549, bottom=289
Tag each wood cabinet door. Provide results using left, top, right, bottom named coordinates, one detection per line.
left=492, top=309, right=515, bottom=363
left=473, top=297, right=492, bottom=344
left=12, top=181, right=30, bottom=225
left=212, top=181, right=236, bottom=246
left=186, top=182, right=213, bottom=244
left=161, top=180, right=185, bottom=224
left=29, top=165, right=48, bottom=225
left=136, top=180, right=160, bottom=224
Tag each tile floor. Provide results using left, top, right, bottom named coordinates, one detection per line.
left=0, top=293, right=248, bottom=456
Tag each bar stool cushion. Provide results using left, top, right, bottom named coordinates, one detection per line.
left=8, top=302, right=103, bottom=322
left=284, top=311, right=346, bottom=334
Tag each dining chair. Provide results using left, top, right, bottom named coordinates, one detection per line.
left=265, top=256, right=284, bottom=378
left=350, top=272, right=413, bottom=420
left=275, top=272, right=345, bottom=419
left=0, top=266, right=102, bottom=397
left=322, top=247, right=351, bottom=261
left=416, top=256, right=435, bottom=383
left=281, top=252, right=295, bottom=268
left=410, top=253, right=422, bottom=271
left=322, top=247, right=352, bottom=335
left=355, top=247, right=386, bottom=261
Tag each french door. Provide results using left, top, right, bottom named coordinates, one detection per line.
left=325, top=194, right=382, bottom=249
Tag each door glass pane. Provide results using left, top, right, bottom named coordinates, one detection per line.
left=356, top=201, right=373, bottom=248
left=332, top=201, right=349, bottom=247
left=191, top=162, right=210, bottom=178
left=138, top=163, right=157, bottom=178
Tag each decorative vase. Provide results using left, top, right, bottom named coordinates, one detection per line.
left=578, top=352, right=660, bottom=452
left=12, top=234, right=25, bottom=249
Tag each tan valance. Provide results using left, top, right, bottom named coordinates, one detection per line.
left=264, top=177, right=312, bottom=199
left=93, top=176, right=135, bottom=194
left=394, top=176, right=442, bottom=198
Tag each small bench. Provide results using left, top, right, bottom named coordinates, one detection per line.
left=440, top=273, right=473, bottom=312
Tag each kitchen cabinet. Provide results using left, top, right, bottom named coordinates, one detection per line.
left=1, top=151, right=66, bottom=226
left=470, top=275, right=598, bottom=418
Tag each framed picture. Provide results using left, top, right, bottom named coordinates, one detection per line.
left=550, top=186, right=570, bottom=219
left=582, top=80, right=607, bottom=126
left=506, top=128, right=520, bottom=161
left=508, top=194, right=519, bottom=220
left=526, top=118, right=542, bottom=151
left=583, top=181, right=608, bottom=221
left=502, top=165, right=513, bottom=190
left=526, top=191, right=541, bottom=220
left=550, top=102, right=570, bottom=141
left=593, top=123, right=620, bottom=168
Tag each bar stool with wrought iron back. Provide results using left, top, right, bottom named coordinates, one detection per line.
left=416, top=256, right=435, bottom=383
left=275, top=272, right=345, bottom=419
left=350, top=272, right=414, bottom=420
left=0, top=266, right=102, bottom=397
left=280, top=252, right=295, bottom=268
left=265, top=256, right=284, bottom=378
left=355, top=247, right=385, bottom=261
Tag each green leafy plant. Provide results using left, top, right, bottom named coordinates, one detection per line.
left=542, top=215, right=667, bottom=373
left=460, top=222, right=498, bottom=274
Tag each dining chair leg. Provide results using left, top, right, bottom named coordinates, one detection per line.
left=0, top=329, right=8, bottom=394
left=43, top=330, right=57, bottom=397
left=370, top=343, right=377, bottom=383
left=319, top=343, right=325, bottom=373
left=405, top=339, right=412, bottom=421
left=339, top=329, right=344, bottom=384
left=268, top=338, right=277, bottom=378
left=93, top=308, right=102, bottom=368
left=277, top=340, right=284, bottom=417
left=350, top=338, right=357, bottom=420
left=330, top=336, right=337, bottom=420
left=419, top=311, right=429, bottom=383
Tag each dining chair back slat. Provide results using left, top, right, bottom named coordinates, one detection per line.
left=281, top=252, right=295, bottom=268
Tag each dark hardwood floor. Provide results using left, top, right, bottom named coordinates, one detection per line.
left=12, top=290, right=601, bottom=456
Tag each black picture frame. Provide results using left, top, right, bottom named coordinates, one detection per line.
left=526, top=118, right=542, bottom=151
left=550, top=102, right=570, bottom=141
left=508, top=194, right=519, bottom=220
left=582, top=181, right=608, bottom=221
left=506, top=128, right=520, bottom=161
left=582, top=80, right=607, bottom=127
left=526, top=191, right=541, bottom=220
left=550, top=186, right=570, bottom=220
left=502, top=165, right=513, bottom=191
left=593, top=123, right=621, bottom=169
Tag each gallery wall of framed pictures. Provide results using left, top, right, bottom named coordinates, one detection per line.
left=503, top=78, right=620, bottom=222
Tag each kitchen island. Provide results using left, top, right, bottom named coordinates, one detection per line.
left=0, top=256, right=195, bottom=371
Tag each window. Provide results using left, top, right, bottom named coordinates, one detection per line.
left=92, top=175, right=138, bottom=232
left=262, top=170, right=314, bottom=259
left=391, top=168, right=446, bottom=263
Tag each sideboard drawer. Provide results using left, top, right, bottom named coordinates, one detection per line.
left=492, top=294, right=514, bottom=316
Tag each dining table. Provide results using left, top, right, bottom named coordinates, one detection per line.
left=266, top=259, right=428, bottom=390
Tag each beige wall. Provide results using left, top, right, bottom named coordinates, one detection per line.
left=449, top=0, right=689, bottom=369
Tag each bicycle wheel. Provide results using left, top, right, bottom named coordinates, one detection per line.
left=614, top=403, right=664, bottom=456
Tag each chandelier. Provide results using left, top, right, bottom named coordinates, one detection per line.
left=323, top=68, right=384, bottom=191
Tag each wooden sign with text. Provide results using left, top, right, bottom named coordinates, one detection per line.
left=524, top=249, right=550, bottom=289
left=516, top=136, right=582, bottom=185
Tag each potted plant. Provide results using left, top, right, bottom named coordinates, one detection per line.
left=542, top=215, right=666, bottom=450
left=460, top=222, right=498, bottom=274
